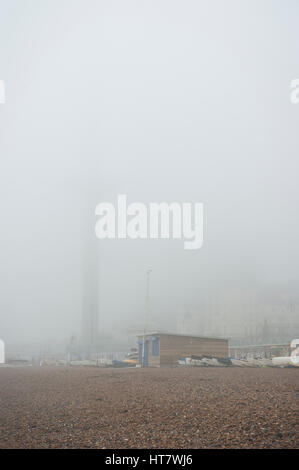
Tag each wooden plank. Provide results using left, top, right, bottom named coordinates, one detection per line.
left=159, top=334, right=228, bottom=365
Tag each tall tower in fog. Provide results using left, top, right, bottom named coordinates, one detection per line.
left=81, top=198, right=99, bottom=356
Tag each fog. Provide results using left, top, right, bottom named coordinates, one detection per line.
left=0, top=0, right=298, bottom=351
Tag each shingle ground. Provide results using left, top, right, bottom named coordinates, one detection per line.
left=0, top=366, right=298, bottom=448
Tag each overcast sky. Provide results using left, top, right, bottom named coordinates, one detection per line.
left=0, top=0, right=298, bottom=344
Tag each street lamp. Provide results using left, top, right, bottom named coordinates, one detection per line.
left=142, top=268, right=152, bottom=367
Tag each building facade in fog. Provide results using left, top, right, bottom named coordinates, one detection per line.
left=176, top=284, right=299, bottom=346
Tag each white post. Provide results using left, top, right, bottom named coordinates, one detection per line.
left=0, top=340, right=5, bottom=364
left=0, top=80, right=5, bottom=104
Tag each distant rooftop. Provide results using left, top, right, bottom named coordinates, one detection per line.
left=136, top=331, right=228, bottom=341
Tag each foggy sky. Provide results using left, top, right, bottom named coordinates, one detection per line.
left=0, top=0, right=299, bottom=344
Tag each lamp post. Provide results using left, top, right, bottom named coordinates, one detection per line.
left=142, top=268, right=152, bottom=367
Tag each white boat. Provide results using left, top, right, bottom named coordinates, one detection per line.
left=272, top=339, right=299, bottom=367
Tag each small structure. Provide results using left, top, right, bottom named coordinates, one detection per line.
left=136, top=332, right=228, bottom=367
